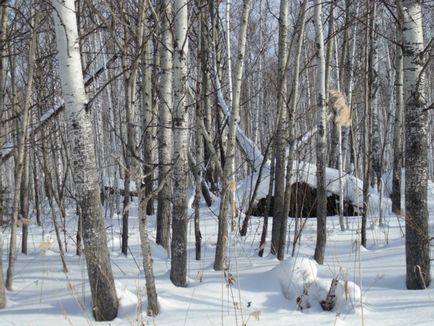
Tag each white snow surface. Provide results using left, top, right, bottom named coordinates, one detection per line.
left=1, top=167, right=434, bottom=325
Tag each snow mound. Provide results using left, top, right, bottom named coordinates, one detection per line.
left=116, top=281, right=141, bottom=319
left=271, top=257, right=318, bottom=300
left=309, top=278, right=362, bottom=313
left=271, top=257, right=361, bottom=314
left=116, top=282, right=139, bottom=307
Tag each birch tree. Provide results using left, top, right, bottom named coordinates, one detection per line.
left=392, top=25, right=404, bottom=215
left=171, top=0, right=189, bottom=287
left=289, top=0, right=308, bottom=256
left=270, top=0, right=289, bottom=258
left=121, top=1, right=133, bottom=257
left=52, top=0, right=118, bottom=319
left=214, top=0, right=251, bottom=271
left=20, top=151, right=30, bottom=254
left=0, top=232, right=4, bottom=308
left=370, top=3, right=381, bottom=191
left=360, top=0, right=370, bottom=248
left=327, top=0, right=339, bottom=169
left=6, top=8, right=37, bottom=290
left=142, top=6, right=156, bottom=216
left=0, top=30, right=5, bottom=287
left=192, top=0, right=210, bottom=261
left=156, top=0, right=173, bottom=250
left=398, top=0, right=431, bottom=289
left=116, top=0, right=160, bottom=315
left=313, top=0, right=328, bottom=265
left=134, top=2, right=160, bottom=314
left=0, top=3, right=7, bottom=241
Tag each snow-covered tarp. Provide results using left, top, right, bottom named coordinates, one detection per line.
left=237, top=160, right=392, bottom=218
left=102, top=176, right=137, bottom=192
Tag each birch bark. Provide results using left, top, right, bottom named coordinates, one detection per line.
left=171, top=0, right=189, bottom=287
left=156, top=0, right=173, bottom=250
left=270, top=0, right=289, bottom=257
left=0, top=1, right=7, bottom=154
left=398, top=0, right=431, bottom=289
left=313, top=0, right=328, bottom=265
left=392, top=27, right=404, bottom=214
left=327, top=0, right=339, bottom=170
left=121, top=1, right=132, bottom=256
left=287, top=0, right=308, bottom=257
left=193, top=0, right=210, bottom=260
left=0, top=232, right=4, bottom=308
left=142, top=7, right=156, bottom=216
left=370, top=3, right=381, bottom=191
left=214, top=0, right=251, bottom=271
left=123, top=0, right=160, bottom=313
left=0, top=10, right=6, bottom=290
left=52, top=0, right=118, bottom=319
left=361, top=0, right=373, bottom=248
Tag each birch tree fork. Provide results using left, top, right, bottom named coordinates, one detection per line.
left=398, top=0, right=431, bottom=290
left=52, top=0, right=118, bottom=320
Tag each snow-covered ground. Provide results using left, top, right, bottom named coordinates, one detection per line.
left=1, top=166, right=434, bottom=326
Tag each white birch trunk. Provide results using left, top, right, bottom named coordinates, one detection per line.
left=192, top=0, right=210, bottom=261
left=122, top=1, right=160, bottom=314
left=171, top=0, right=189, bottom=287
left=289, top=0, right=308, bottom=256
left=392, top=30, right=404, bottom=215
left=327, top=0, right=339, bottom=170
left=271, top=0, right=289, bottom=258
left=0, top=2, right=7, bottom=154
left=142, top=7, right=156, bottom=216
left=313, top=0, right=328, bottom=265
left=121, top=27, right=132, bottom=256
left=52, top=0, right=118, bottom=320
left=0, top=232, right=5, bottom=308
left=344, top=1, right=359, bottom=194
left=370, top=3, right=381, bottom=190
left=399, top=0, right=430, bottom=289
left=225, top=0, right=233, bottom=108
left=0, top=9, right=7, bottom=308
left=156, top=0, right=173, bottom=250
left=214, top=0, right=251, bottom=271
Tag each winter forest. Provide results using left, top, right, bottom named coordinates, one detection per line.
left=0, top=0, right=434, bottom=325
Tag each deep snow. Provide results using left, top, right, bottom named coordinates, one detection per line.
left=1, top=175, right=434, bottom=325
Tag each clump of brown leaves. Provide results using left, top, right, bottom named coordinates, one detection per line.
left=329, top=90, right=351, bottom=127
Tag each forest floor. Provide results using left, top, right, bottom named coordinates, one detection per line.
left=1, top=189, right=434, bottom=326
